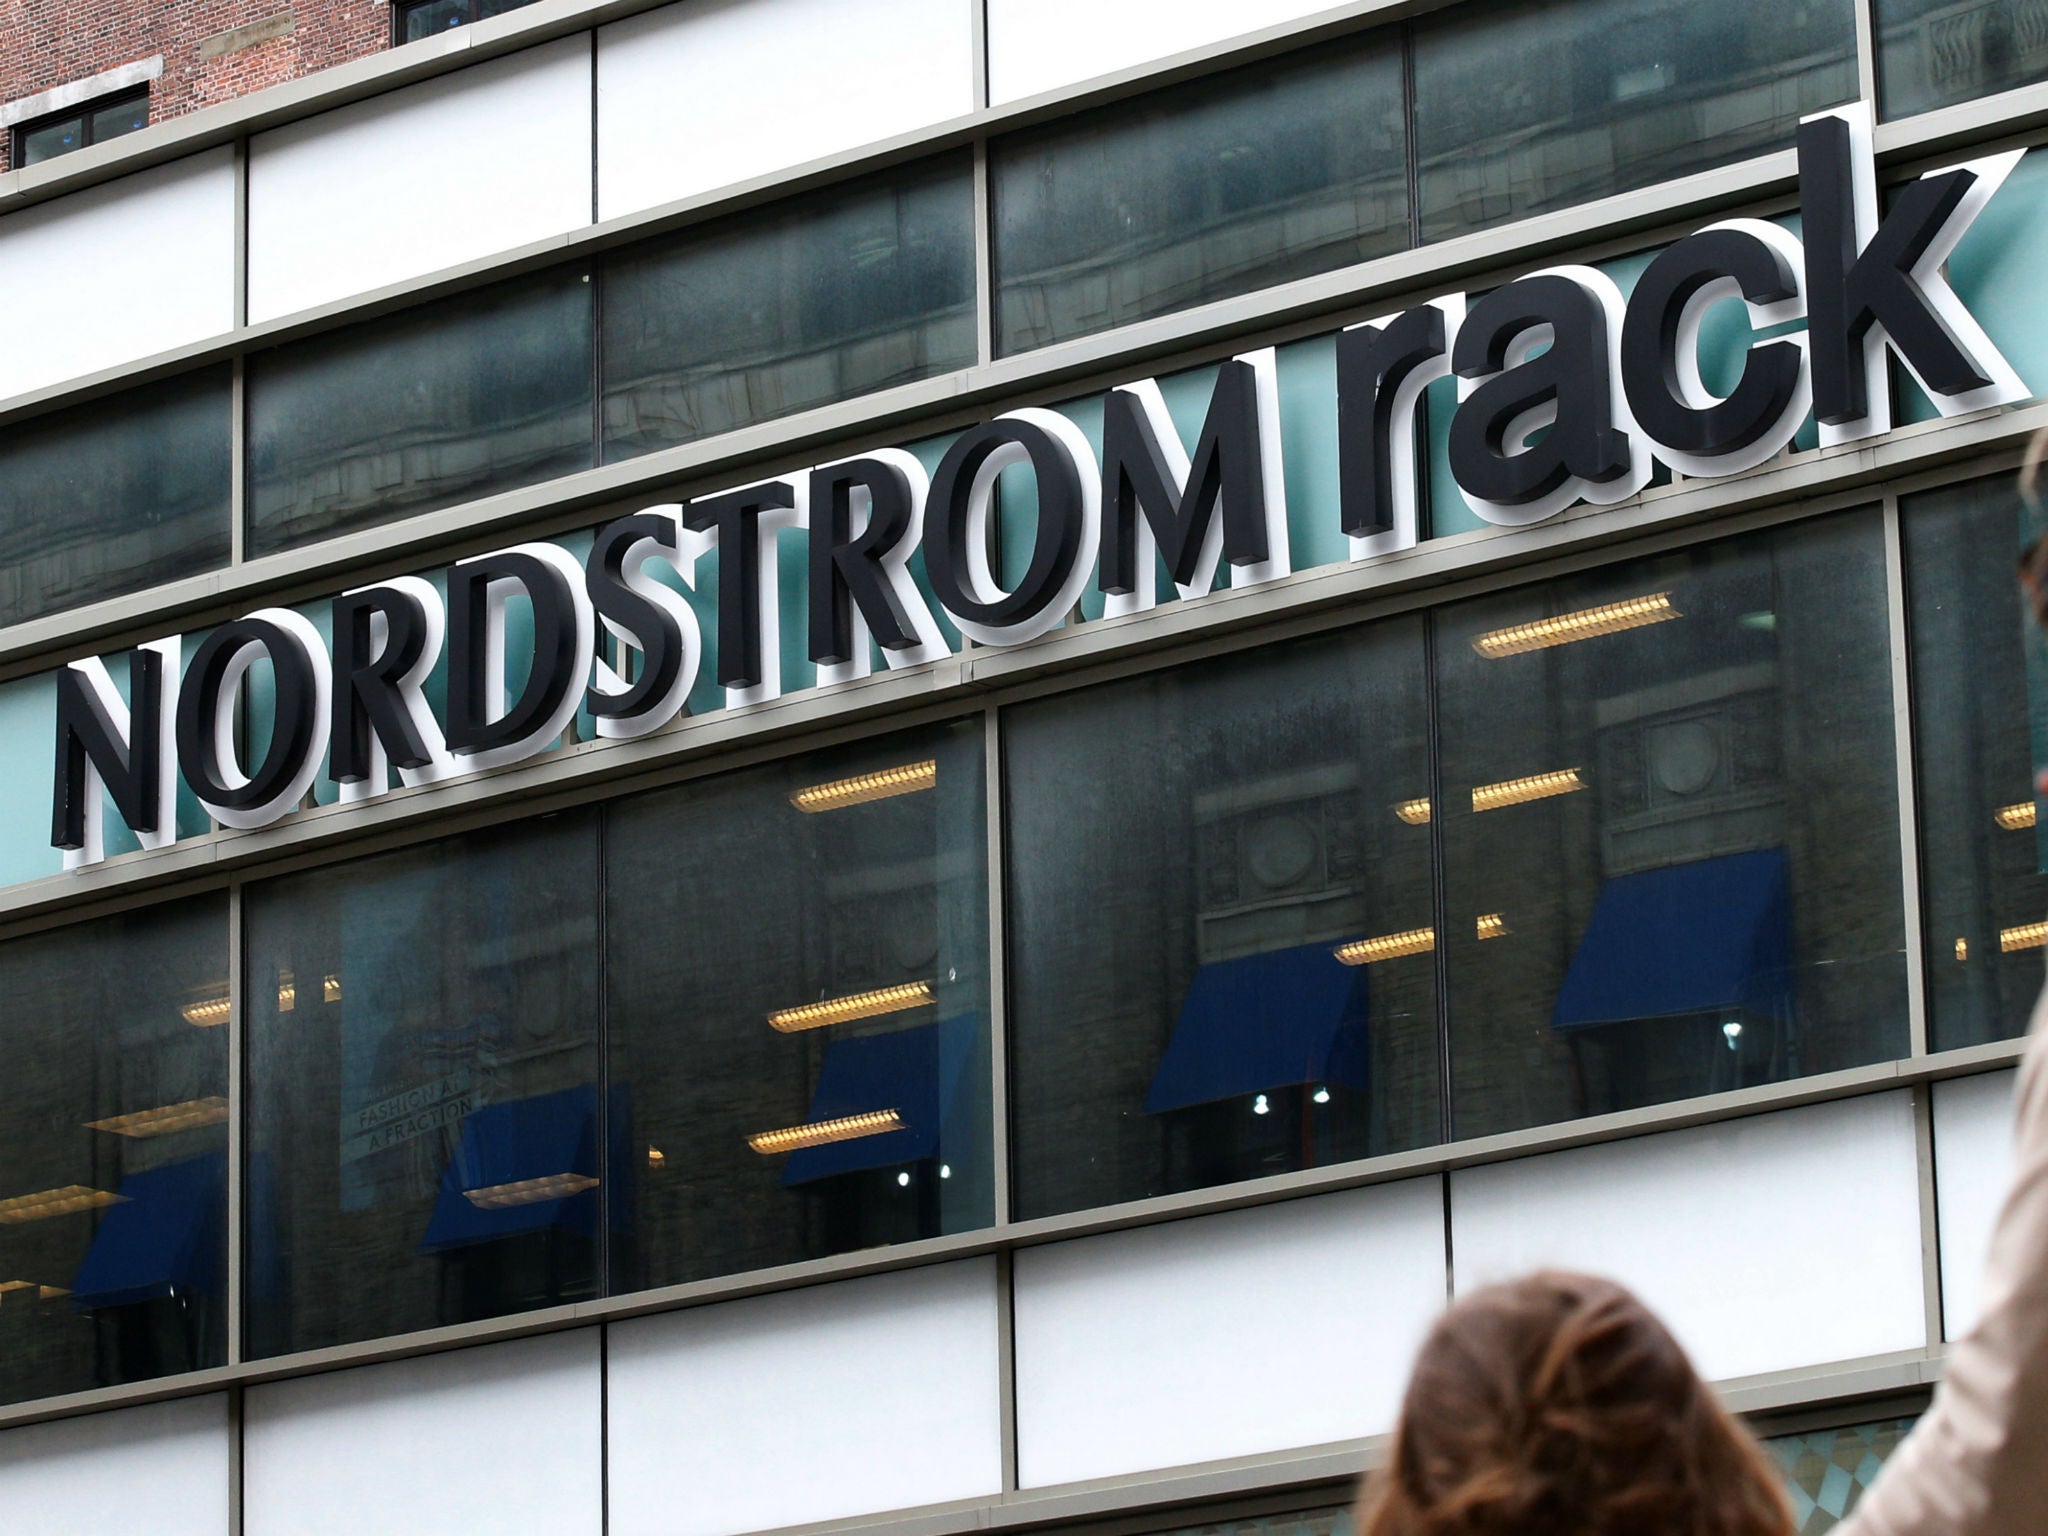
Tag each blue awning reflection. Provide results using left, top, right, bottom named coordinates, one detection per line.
left=1551, top=847, right=1794, bottom=1032
left=783, top=1015, right=978, bottom=1186
left=70, top=1150, right=225, bottom=1311
left=420, top=1086, right=599, bottom=1252
left=1144, top=942, right=1371, bottom=1115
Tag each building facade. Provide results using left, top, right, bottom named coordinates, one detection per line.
left=0, top=1, right=2040, bottom=1533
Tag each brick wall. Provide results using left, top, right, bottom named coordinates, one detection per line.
left=0, top=2, right=394, bottom=172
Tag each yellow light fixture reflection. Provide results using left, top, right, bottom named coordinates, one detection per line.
left=462, top=1173, right=599, bottom=1210
left=1476, top=913, right=1509, bottom=941
left=790, top=761, right=937, bottom=814
left=767, top=980, right=933, bottom=1033
left=1393, top=798, right=1432, bottom=826
left=324, top=974, right=342, bottom=1004
left=0, top=1186, right=125, bottom=1224
left=2002, top=921, right=2048, bottom=954
left=1472, top=768, right=1585, bottom=813
left=1996, top=802, right=2037, bottom=831
left=1956, top=937, right=1970, bottom=962
left=87, top=1097, right=229, bottom=1139
left=181, top=994, right=231, bottom=1028
left=1473, top=593, right=1678, bottom=659
left=647, top=1147, right=666, bottom=1170
left=748, top=1109, right=903, bottom=1155
left=38, top=1286, right=66, bottom=1300
left=1334, top=927, right=1436, bottom=966
left=277, top=972, right=296, bottom=1013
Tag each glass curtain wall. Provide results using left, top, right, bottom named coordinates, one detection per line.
left=0, top=900, right=229, bottom=1409
left=1877, top=0, right=2048, bottom=119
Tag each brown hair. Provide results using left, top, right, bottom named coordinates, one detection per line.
left=1354, top=1272, right=1794, bottom=1536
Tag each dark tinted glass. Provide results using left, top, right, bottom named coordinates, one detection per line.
left=1878, top=1, right=2048, bottom=118
left=992, top=35, right=1408, bottom=355
left=402, top=0, right=469, bottom=37
left=245, top=814, right=600, bottom=1358
left=1412, top=0, right=1858, bottom=242
left=0, top=899, right=228, bottom=1407
left=0, top=366, right=231, bottom=628
left=88, top=96, right=149, bottom=143
left=1906, top=476, right=2048, bottom=1050
left=605, top=723, right=992, bottom=1290
left=19, top=116, right=83, bottom=166
left=247, top=267, right=594, bottom=556
left=601, top=157, right=975, bottom=461
left=1434, top=512, right=1907, bottom=1140
left=1007, top=624, right=1439, bottom=1222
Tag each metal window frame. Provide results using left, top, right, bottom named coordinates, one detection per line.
left=9, top=85, right=149, bottom=170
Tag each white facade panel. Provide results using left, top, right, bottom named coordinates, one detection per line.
left=0, top=1394, right=229, bottom=1536
left=607, top=1258, right=1002, bottom=1536
left=0, top=148, right=235, bottom=399
left=1452, top=1093, right=1926, bottom=1383
left=244, top=1330, right=602, bottom=1536
left=1935, top=1069, right=2020, bottom=1340
left=596, top=0, right=975, bottom=221
left=987, top=0, right=1341, bottom=104
left=248, top=38, right=593, bottom=322
left=1013, top=1179, right=1445, bottom=1488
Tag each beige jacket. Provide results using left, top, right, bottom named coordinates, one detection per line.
left=1838, top=998, right=2048, bottom=1536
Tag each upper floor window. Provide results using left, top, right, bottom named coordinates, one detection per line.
left=13, top=88, right=148, bottom=168
left=395, top=0, right=546, bottom=42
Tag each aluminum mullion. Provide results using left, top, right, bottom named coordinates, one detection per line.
left=1883, top=495, right=1931, bottom=1057
left=1912, top=1082, right=1946, bottom=1350
left=974, top=139, right=995, bottom=367
left=984, top=705, right=1012, bottom=1227
left=225, top=881, right=246, bottom=1369
left=1853, top=0, right=1880, bottom=117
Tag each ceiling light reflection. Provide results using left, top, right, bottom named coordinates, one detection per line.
left=1472, top=768, right=1585, bottom=813
left=1334, top=927, right=1436, bottom=966
left=767, top=980, right=933, bottom=1033
left=789, top=761, right=937, bottom=813
left=87, top=1097, right=229, bottom=1139
left=1472, top=593, right=1677, bottom=658
left=748, top=1109, right=903, bottom=1155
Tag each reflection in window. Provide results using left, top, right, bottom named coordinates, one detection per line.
left=1765, top=1416, right=1918, bottom=1532
left=991, top=35, right=1408, bottom=355
left=605, top=724, right=991, bottom=1290
left=15, top=88, right=149, bottom=167
left=0, top=366, right=231, bottom=629
left=1006, top=625, right=1439, bottom=1222
left=1434, top=512, right=1907, bottom=1140
left=246, top=267, right=594, bottom=556
left=1877, top=0, right=2048, bottom=119
left=601, top=158, right=976, bottom=463
left=397, top=0, right=545, bottom=40
left=0, top=900, right=228, bottom=1408
left=244, top=816, right=600, bottom=1358
left=1411, top=0, right=1857, bottom=243
left=1906, top=476, right=2048, bottom=1049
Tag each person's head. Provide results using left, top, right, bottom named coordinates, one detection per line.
left=1354, top=1272, right=1792, bottom=1536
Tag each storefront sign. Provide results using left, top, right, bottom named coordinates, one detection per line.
left=50, top=106, right=2029, bottom=868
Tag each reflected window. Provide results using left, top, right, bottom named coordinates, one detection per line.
left=1006, top=624, right=1439, bottom=1222
left=1412, top=0, right=1857, bottom=243
left=601, top=157, right=975, bottom=463
left=1878, top=1, right=2048, bottom=118
left=1764, top=1416, right=1918, bottom=1531
left=0, top=900, right=228, bottom=1408
left=1434, top=512, right=1907, bottom=1140
left=991, top=34, right=1408, bottom=355
left=605, top=723, right=991, bottom=1290
left=244, top=815, right=600, bottom=1358
left=396, top=0, right=544, bottom=41
left=246, top=267, right=594, bottom=556
left=14, top=88, right=149, bottom=168
left=1906, top=475, right=2048, bottom=1050
left=0, top=366, right=231, bottom=628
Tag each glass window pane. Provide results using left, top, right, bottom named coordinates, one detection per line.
left=605, top=723, right=992, bottom=1291
left=1764, top=1416, right=1918, bottom=1532
left=1906, top=475, right=2048, bottom=1050
left=991, top=35, right=1408, bottom=356
left=402, top=1, right=469, bottom=40
left=1433, top=513, right=1907, bottom=1141
left=0, top=900, right=229, bottom=1407
left=245, top=815, right=600, bottom=1358
left=600, top=157, right=975, bottom=463
left=0, top=365, right=231, bottom=628
left=20, top=115, right=84, bottom=166
left=1007, top=623, right=1439, bottom=1223
left=1412, top=0, right=1858, bottom=243
left=87, top=95, right=149, bottom=144
left=1878, top=1, right=2048, bottom=118
left=246, top=267, right=594, bottom=557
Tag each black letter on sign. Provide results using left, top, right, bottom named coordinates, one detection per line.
left=176, top=619, right=321, bottom=815
left=1098, top=358, right=1268, bottom=595
left=446, top=550, right=583, bottom=756
left=926, top=414, right=1092, bottom=645
left=684, top=481, right=799, bottom=690
left=586, top=513, right=687, bottom=723
left=1621, top=226, right=1804, bottom=460
left=1449, top=274, right=1633, bottom=508
left=52, top=647, right=166, bottom=853
left=1338, top=305, right=1448, bottom=539
left=1800, top=112, right=1994, bottom=426
left=330, top=585, right=436, bottom=784
left=809, top=457, right=920, bottom=666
